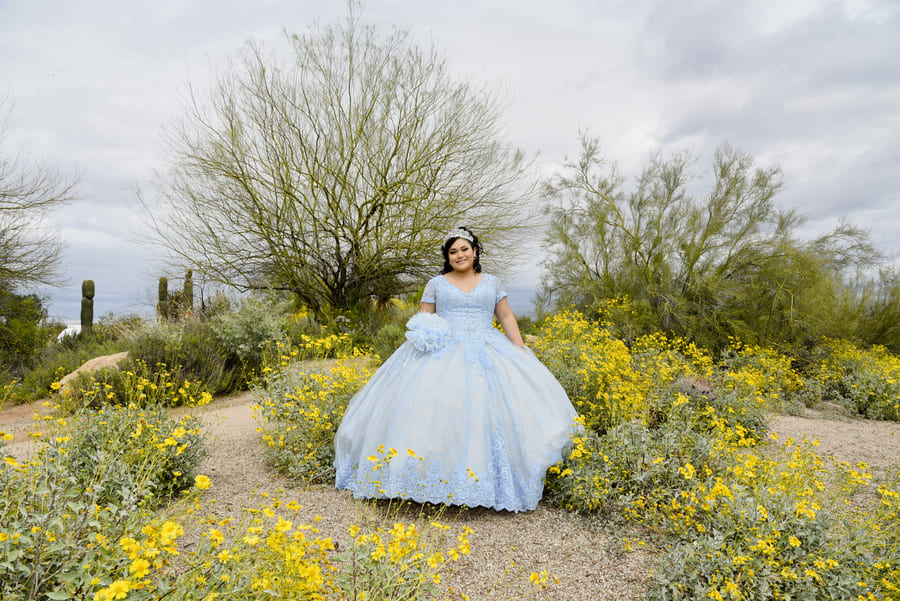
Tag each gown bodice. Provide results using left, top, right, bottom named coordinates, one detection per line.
left=422, top=274, right=506, bottom=342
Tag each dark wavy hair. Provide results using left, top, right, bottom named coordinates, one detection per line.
left=440, top=227, right=482, bottom=274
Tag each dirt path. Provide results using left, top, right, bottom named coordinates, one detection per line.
left=770, top=410, right=900, bottom=479
left=165, top=395, right=900, bottom=599
left=196, top=392, right=653, bottom=600
left=4, top=393, right=900, bottom=599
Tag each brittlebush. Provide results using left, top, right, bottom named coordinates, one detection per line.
left=533, top=310, right=900, bottom=600
left=254, top=336, right=374, bottom=483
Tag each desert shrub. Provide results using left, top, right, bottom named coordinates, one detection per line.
left=56, top=366, right=120, bottom=410
left=55, top=313, right=145, bottom=350
left=804, top=338, right=900, bottom=420
left=0, top=288, right=55, bottom=377
left=718, top=339, right=804, bottom=412
left=548, top=393, right=898, bottom=599
left=7, top=313, right=145, bottom=403
left=341, top=298, right=417, bottom=344
left=78, top=489, right=479, bottom=601
left=3, top=435, right=480, bottom=601
left=283, top=304, right=327, bottom=342
left=532, top=310, right=640, bottom=433
left=13, top=337, right=126, bottom=404
left=59, top=404, right=205, bottom=506
left=1, top=455, right=155, bottom=600
left=858, top=468, right=900, bottom=594
left=156, top=495, right=478, bottom=601
left=515, top=314, right=539, bottom=336
left=630, top=331, right=716, bottom=383
left=254, top=355, right=372, bottom=482
left=533, top=310, right=720, bottom=434
left=0, top=380, right=15, bottom=416
left=545, top=389, right=762, bottom=516
left=57, top=359, right=212, bottom=412
left=589, top=295, right=662, bottom=346
left=255, top=333, right=360, bottom=371
left=282, top=301, right=412, bottom=361
left=648, top=483, right=868, bottom=600
left=213, top=297, right=288, bottom=375
left=128, top=319, right=239, bottom=394
left=295, top=332, right=365, bottom=360
left=373, top=323, right=406, bottom=361
left=0, top=404, right=206, bottom=600
left=533, top=309, right=900, bottom=598
left=646, top=436, right=896, bottom=601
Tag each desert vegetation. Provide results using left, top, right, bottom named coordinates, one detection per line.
left=2, top=301, right=899, bottom=599
left=2, top=8, right=899, bottom=600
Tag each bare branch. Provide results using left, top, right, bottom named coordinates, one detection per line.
left=0, top=99, right=78, bottom=289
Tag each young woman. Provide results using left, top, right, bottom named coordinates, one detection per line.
left=334, top=227, right=578, bottom=512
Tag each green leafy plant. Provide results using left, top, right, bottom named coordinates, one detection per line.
left=57, top=359, right=212, bottom=412
left=254, top=353, right=372, bottom=483
left=0, top=288, right=54, bottom=377
left=212, top=297, right=287, bottom=376
left=128, top=319, right=239, bottom=395
left=0, top=404, right=206, bottom=600
left=373, top=323, right=406, bottom=361
left=805, top=338, right=900, bottom=420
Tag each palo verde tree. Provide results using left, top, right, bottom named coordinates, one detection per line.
left=0, top=99, right=77, bottom=291
left=855, top=265, right=900, bottom=353
left=144, top=13, right=534, bottom=314
left=540, top=133, right=880, bottom=351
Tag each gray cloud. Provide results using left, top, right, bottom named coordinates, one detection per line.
left=616, top=1, right=900, bottom=253
left=1, top=0, right=897, bottom=318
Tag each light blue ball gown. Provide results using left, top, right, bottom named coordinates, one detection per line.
left=334, top=273, right=578, bottom=512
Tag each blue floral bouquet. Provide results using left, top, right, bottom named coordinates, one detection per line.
left=405, top=312, right=453, bottom=353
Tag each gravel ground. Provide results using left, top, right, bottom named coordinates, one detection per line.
left=769, top=408, right=900, bottom=479
left=3, top=374, right=900, bottom=600
left=197, top=392, right=654, bottom=600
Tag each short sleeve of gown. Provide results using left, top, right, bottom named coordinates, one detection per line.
left=421, top=277, right=437, bottom=304
left=492, top=274, right=508, bottom=304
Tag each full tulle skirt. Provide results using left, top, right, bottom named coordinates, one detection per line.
left=334, top=332, right=578, bottom=512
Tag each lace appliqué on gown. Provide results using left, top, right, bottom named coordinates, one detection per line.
left=334, top=425, right=546, bottom=512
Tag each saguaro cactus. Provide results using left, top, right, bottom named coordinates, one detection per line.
left=183, top=270, right=194, bottom=313
left=158, top=276, right=169, bottom=320
left=81, top=279, right=94, bottom=336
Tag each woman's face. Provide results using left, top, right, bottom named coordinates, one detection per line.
left=447, top=238, right=476, bottom=273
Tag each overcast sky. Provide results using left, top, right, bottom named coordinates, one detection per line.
left=1, top=0, right=898, bottom=320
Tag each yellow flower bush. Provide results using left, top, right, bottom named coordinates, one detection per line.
left=807, top=338, right=900, bottom=421
left=254, top=347, right=372, bottom=482
left=647, top=436, right=900, bottom=601
left=533, top=310, right=767, bottom=436
left=2, top=374, right=487, bottom=601
left=87, top=493, right=477, bottom=601
left=532, top=310, right=649, bottom=433
left=0, top=380, right=16, bottom=445
left=0, top=403, right=205, bottom=600
left=57, top=359, right=212, bottom=413
left=295, top=332, right=363, bottom=360
left=535, top=309, right=900, bottom=599
left=719, top=338, right=803, bottom=412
